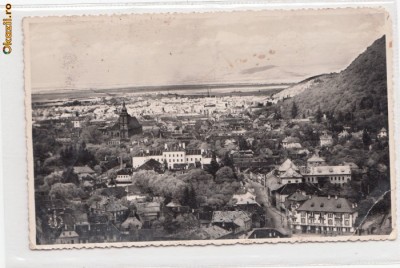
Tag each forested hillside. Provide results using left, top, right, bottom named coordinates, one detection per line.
left=281, top=35, right=388, bottom=132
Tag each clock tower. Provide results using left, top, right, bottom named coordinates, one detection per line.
left=119, top=101, right=129, bottom=140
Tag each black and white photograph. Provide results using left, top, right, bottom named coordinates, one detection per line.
left=24, top=8, right=395, bottom=249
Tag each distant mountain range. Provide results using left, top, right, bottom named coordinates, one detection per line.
left=280, top=35, right=388, bottom=131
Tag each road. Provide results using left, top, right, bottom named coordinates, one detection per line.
left=246, top=180, right=289, bottom=231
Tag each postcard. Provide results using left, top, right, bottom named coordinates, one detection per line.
left=24, top=7, right=395, bottom=249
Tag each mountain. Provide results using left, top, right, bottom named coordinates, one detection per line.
left=281, top=35, right=388, bottom=131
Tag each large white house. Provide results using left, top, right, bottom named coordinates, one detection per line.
left=320, top=133, right=333, bottom=147
left=281, top=137, right=302, bottom=149
left=276, top=157, right=352, bottom=185
left=132, top=143, right=214, bottom=169
left=290, top=195, right=358, bottom=234
left=303, top=165, right=351, bottom=185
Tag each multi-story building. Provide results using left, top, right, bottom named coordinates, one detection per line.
left=306, top=155, right=326, bottom=168
left=291, top=195, right=358, bottom=234
left=115, top=169, right=132, bottom=184
left=132, top=143, right=214, bottom=170
left=277, top=159, right=300, bottom=176
left=303, top=165, right=351, bottom=185
left=277, top=157, right=351, bottom=186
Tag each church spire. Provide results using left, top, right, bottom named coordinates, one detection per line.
left=121, top=101, right=127, bottom=113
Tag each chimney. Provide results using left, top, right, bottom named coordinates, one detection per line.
left=308, top=195, right=312, bottom=199
left=335, top=195, right=338, bottom=200
left=164, top=143, right=168, bottom=150
left=328, top=195, right=331, bottom=200
left=120, top=157, right=123, bottom=169
left=146, top=149, right=150, bottom=154
left=182, top=142, right=185, bottom=149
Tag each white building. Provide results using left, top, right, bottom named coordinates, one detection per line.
left=291, top=195, right=358, bottom=234
left=280, top=167, right=303, bottom=185
left=132, top=143, right=214, bottom=170
left=278, top=159, right=300, bottom=176
left=282, top=137, right=302, bottom=149
left=320, top=133, right=333, bottom=147
left=307, top=155, right=326, bottom=168
left=303, top=165, right=351, bottom=185
left=377, top=127, right=388, bottom=139
left=115, top=169, right=132, bottom=184
left=72, top=120, right=82, bottom=128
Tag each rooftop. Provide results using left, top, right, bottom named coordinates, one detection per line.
left=307, top=154, right=325, bottom=163
left=231, top=191, right=260, bottom=206
left=280, top=167, right=303, bottom=178
left=297, top=196, right=355, bottom=213
left=73, top=166, right=95, bottom=174
left=307, top=165, right=351, bottom=176
left=274, top=182, right=321, bottom=195
left=212, top=211, right=251, bottom=225
left=278, top=159, right=299, bottom=172
left=198, top=225, right=231, bottom=239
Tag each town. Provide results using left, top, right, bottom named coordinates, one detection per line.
left=32, top=82, right=391, bottom=244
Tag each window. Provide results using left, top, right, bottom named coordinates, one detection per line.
left=328, top=219, right=333, bottom=225
left=301, top=212, right=306, bottom=217
left=345, top=220, right=350, bottom=226
left=328, top=213, right=333, bottom=218
left=301, top=218, right=305, bottom=224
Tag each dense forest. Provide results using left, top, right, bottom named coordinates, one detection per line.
left=281, top=35, right=388, bottom=132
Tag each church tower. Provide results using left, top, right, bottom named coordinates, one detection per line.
left=119, top=101, right=129, bottom=140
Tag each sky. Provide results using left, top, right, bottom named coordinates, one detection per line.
left=28, top=8, right=387, bottom=92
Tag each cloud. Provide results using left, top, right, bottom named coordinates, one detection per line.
left=240, top=65, right=276, bottom=75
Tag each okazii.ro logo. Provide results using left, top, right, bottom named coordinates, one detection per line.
left=3, top=3, right=12, bottom=54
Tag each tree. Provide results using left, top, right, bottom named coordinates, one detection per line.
left=362, top=129, right=372, bottom=147
left=163, top=159, right=169, bottom=171
left=61, top=167, right=79, bottom=185
left=80, top=125, right=104, bottom=144
left=315, top=106, right=323, bottom=123
left=182, top=186, right=197, bottom=209
left=207, top=152, right=219, bottom=176
left=221, top=152, right=234, bottom=168
left=60, top=145, right=76, bottom=166
left=49, top=183, right=84, bottom=201
left=215, top=166, right=236, bottom=184
left=274, top=107, right=282, bottom=120
left=238, top=136, right=249, bottom=150
left=94, top=165, right=102, bottom=174
left=291, top=101, right=298, bottom=119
